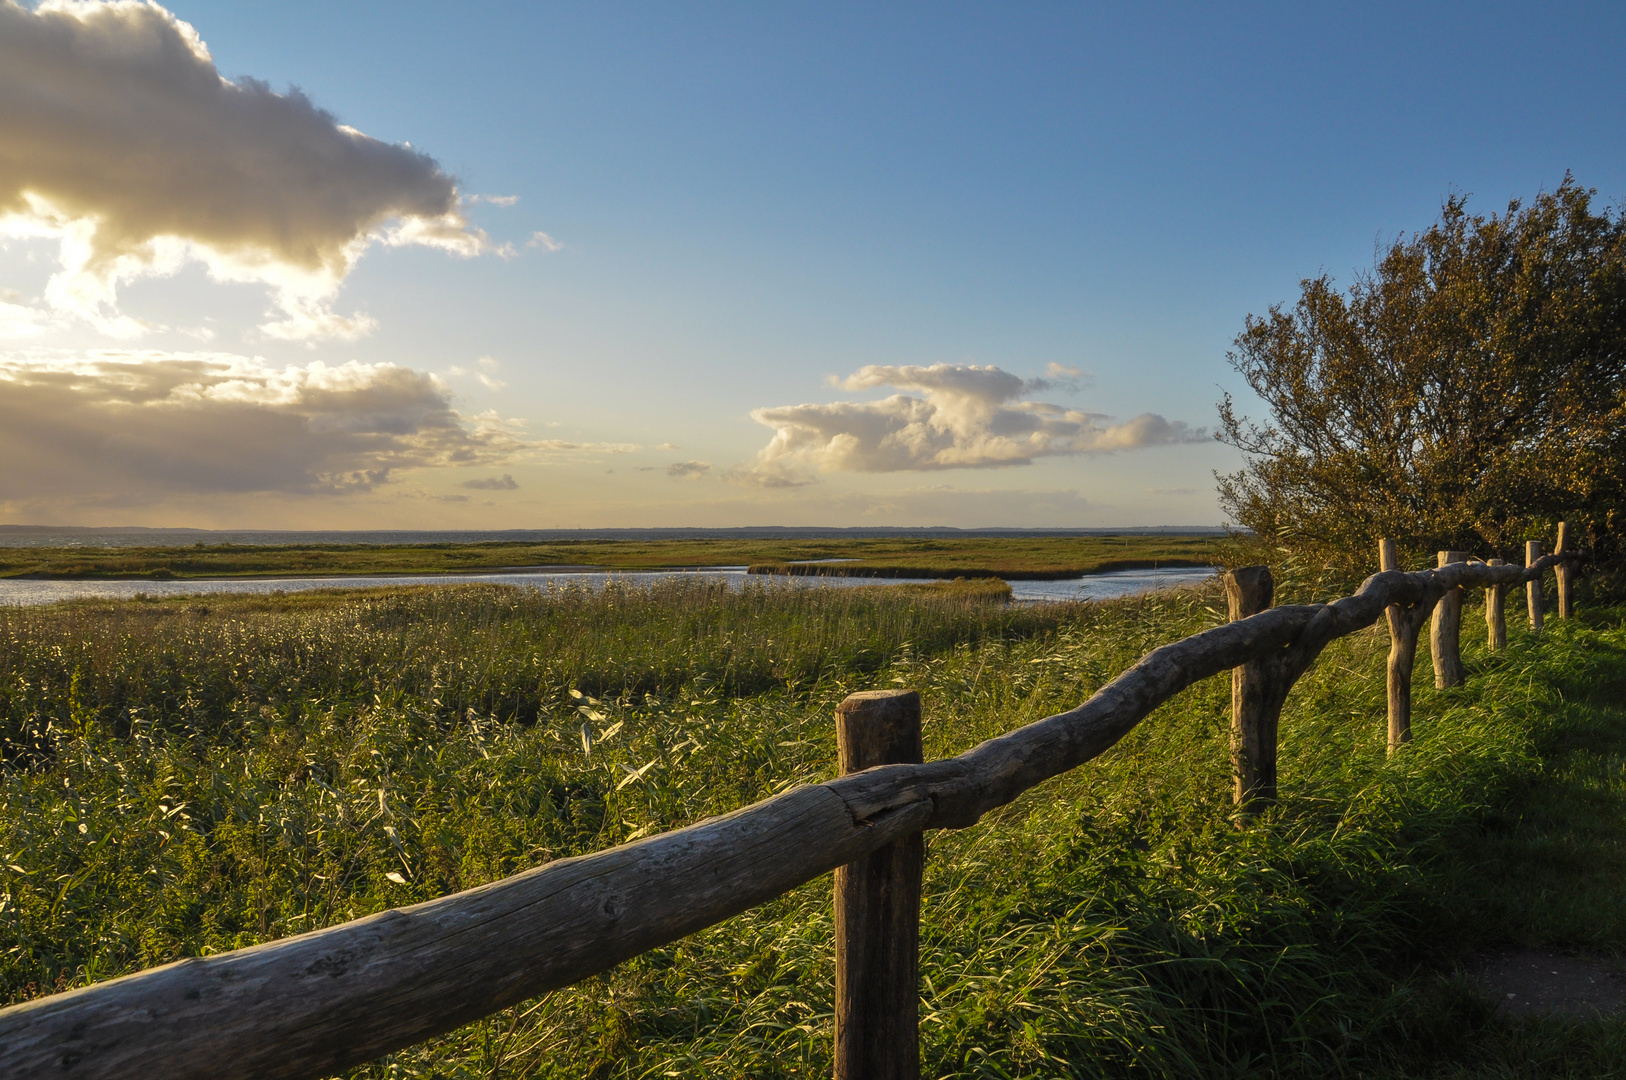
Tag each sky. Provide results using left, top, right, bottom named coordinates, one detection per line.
left=1, top=1, right=1623, bottom=530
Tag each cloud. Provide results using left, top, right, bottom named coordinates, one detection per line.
left=474, top=355, right=506, bottom=390
left=0, top=350, right=529, bottom=504
left=0, top=0, right=493, bottom=340
left=527, top=231, right=563, bottom=252
left=529, top=438, right=640, bottom=455
left=666, top=460, right=712, bottom=479
left=1023, top=362, right=1091, bottom=395
left=460, top=473, right=519, bottom=490
left=735, top=363, right=1206, bottom=485
left=466, top=194, right=519, bottom=207
left=723, top=462, right=816, bottom=489
left=448, top=355, right=507, bottom=390
left=0, top=295, right=55, bottom=338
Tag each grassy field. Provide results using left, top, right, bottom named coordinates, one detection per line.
left=0, top=533, right=1218, bottom=581
left=1, top=577, right=1624, bottom=1077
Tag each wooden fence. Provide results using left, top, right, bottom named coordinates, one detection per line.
left=0, top=531, right=1588, bottom=1079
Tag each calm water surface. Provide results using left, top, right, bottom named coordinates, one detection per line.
left=0, top=565, right=1215, bottom=607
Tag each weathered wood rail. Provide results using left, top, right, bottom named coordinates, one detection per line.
left=0, top=532, right=1587, bottom=1079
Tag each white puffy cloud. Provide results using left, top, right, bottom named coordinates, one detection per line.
left=735, top=363, right=1207, bottom=485
left=0, top=0, right=493, bottom=340
left=0, top=350, right=530, bottom=503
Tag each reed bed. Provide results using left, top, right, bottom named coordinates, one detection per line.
left=0, top=579, right=1622, bottom=1077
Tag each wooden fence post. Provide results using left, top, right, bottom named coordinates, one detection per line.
left=1555, top=522, right=1574, bottom=619
left=1429, top=551, right=1467, bottom=688
left=1485, top=558, right=1507, bottom=650
left=1225, top=566, right=1278, bottom=815
left=1380, top=539, right=1425, bottom=753
left=834, top=690, right=924, bottom=1080
left=1526, top=540, right=1544, bottom=632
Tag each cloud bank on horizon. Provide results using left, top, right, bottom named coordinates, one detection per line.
left=0, top=351, right=534, bottom=506
left=0, top=0, right=492, bottom=341
left=0, top=349, right=657, bottom=511
left=736, top=363, right=1207, bottom=487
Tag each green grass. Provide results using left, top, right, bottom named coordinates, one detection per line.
left=1353, top=607, right=1626, bottom=1079
left=1, top=578, right=1625, bottom=1077
left=0, top=533, right=1217, bottom=581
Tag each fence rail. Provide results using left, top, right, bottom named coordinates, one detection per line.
left=0, top=534, right=1588, bottom=1079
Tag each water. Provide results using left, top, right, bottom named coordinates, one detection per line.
left=0, top=565, right=1215, bottom=607
left=1008, top=565, right=1215, bottom=602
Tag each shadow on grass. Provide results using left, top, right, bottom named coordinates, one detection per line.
left=1365, top=613, right=1626, bottom=1078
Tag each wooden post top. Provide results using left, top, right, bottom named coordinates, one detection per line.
left=1379, top=538, right=1399, bottom=572
left=1224, top=566, right=1273, bottom=620
left=1526, top=539, right=1543, bottom=564
left=1437, top=550, right=1466, bottom=567
left=837, top=690, right=923, bottom=772
left=837, top=689, right=920, bottom=711
left=1556, top=521, right=1571, bottom=555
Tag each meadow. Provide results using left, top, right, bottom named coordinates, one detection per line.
left=2, top=577, right=1625, bottom=1078
left=0, top=533, right=1217, bottom=581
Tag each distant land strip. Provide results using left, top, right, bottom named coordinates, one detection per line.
left=0, top=524, right=1228, bottom=548
left=747, top=558, right=1217, bottom=581
left=0, top=534, right=1221, bottom=582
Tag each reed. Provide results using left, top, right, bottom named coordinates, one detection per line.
left=0, top=580, right=1622, bottom=1077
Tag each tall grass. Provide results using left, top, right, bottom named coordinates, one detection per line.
left=0, top=579, right=1622, bottom=1077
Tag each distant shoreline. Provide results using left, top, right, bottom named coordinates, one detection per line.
left=4, top=564, right=703, bottom=582
left=747, top=557, right=1217, bottom=581
left=6, top=560, right=1223, bottom=584
left=0, top=533, right=1223, bottom=584
left=0, top=523, right=1228, bottom=549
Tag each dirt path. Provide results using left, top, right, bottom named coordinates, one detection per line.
left=1466, top=948, right=1626, bottom=1018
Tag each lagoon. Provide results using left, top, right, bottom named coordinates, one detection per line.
left=0, top=564, right=1214, bottom=606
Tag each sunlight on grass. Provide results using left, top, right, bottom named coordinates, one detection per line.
left=1, top=580, right=1624, bottom=1077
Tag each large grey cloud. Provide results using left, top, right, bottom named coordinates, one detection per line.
left=736, top=363, right=1206, bottom=486
left=0, top=351, right=530, bottom=502
left=0, top=0, right=490, bottom=339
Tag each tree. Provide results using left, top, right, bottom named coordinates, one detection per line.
left=1217, top=176, right=1626, bottom=577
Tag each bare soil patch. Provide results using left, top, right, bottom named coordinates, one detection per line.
left=1465, top=949, right=1626, bottom=1018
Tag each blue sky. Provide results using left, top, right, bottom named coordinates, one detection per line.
left=1, top=1, right=1622, bottom=528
